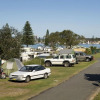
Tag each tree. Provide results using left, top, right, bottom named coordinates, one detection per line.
left=59, top=30, right=82, bottom=48
left=48, top=32, right=60, bottom=49
left=22, top=21, right=34, bottom=47
left=45, top=29, right=49, bottom=46
left=0, top=24, right=22, bottom=60
left=45, top=29, right=85, bottom=49
left=38, top=37, right=41, bottom=43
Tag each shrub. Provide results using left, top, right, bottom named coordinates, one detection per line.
left=23, top=57, right=44, bottom=65
left=85, top=48, right=92, bottom=54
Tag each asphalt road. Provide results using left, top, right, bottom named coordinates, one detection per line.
left=29, top=59, right=100, bottom=100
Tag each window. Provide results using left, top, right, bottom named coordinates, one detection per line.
left=54, top=56, right=59, bottom=59
left=80, top=53, right=84, bottom=56
left=66, top=55, right=71, bottom=59
left=35, top=66, right=45, bottom=71
left=72, top=55, right=75, bottom=58
left=75, top=53, right=79, bottom=56
left=60, top=55, right=64, bottom=59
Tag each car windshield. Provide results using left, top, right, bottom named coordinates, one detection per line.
left=19, top=66, right=36, bottom=72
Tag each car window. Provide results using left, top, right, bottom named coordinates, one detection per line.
left=35, top=66, right=45, bottom=71
left=54, top=56, right=59, bottom=59
left=66, top=55, right=71, bottom=59
left=75, top=53, right=79, bottom=56
left=20, top=66, right=35, bottom=72
left=72, top=55, right=75, bottom=58
left=60, top=55, right=64, bottom=59
left=80, top=53, right=84, bottom=56
left=39, top=66, right=45, bottom=70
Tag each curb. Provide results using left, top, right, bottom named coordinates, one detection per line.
left=87, top=87, right=100, bottom=100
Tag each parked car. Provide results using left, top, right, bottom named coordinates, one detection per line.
left=74, top=52, right=94, bottom=62
left=44, top=54, right=76, bottom=67
left=9, top=64, right=51, bottom=82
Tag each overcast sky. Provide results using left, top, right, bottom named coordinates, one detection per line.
left=0, top=0, right=100, bottom=38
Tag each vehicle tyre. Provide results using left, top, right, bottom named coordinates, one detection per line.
left=64, top=62, right=70, bottom=67
left=45, top=61, right=51, bottom=67
left=25, top=76, right=30, bottom=83
left=86, top=58, right=90, bottom=62
left=44, top=73, right=48, bottom=79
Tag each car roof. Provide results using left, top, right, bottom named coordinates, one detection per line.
left=25, top=64, right=41, bottom=67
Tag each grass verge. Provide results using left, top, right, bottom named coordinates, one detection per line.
left=94, top=92, right=100, bottom=100
left=0, top=53, right=100, bottom=100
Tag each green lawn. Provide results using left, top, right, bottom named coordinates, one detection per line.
left=94, top=93, right=100, bottom=100
left=0, top=53, right=100, bottom=100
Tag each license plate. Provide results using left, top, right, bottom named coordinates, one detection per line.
left=10, top=78, right=16, bottom=80
left=13, top=78, right=16, bottom=80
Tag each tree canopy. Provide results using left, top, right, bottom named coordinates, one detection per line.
left=45, top=29, right=50, bottom=46
left=44, top=30, right=85, bottom=49
left=22, top=21, right=34, bottom=47
left=0, top=24, right=22, bottom=60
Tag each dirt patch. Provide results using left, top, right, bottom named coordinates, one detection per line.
left=8, top=81, right=29, bottom=87
left=0, top=87, right=30, bottom=97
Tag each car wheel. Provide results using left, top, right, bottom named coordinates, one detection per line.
left=64, top=62, right=70, bottom=67
left=45, top=61, right=51, bottom=67
left=25, top=76, right=30, bottom=83
left=44, top=73, right=48, bottom=79
left=86, top=58, right=90, bottom=62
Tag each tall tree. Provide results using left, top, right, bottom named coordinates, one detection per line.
left=38, top=37, right=41, bottom=43
left=0, top=24, right=22, bottom=60
left=22, top=21, right=34, bottom=47
left=45, top=29, right=49, bottom=46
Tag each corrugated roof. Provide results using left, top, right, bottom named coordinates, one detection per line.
left=58, top=48, right=73, bottom=54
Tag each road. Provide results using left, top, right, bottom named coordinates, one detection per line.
left=29, top=59, right=100, bottom=100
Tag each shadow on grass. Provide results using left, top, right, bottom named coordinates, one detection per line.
left=51, top=65, right=75, bottom=67
left=84, top=74, right=100, bottom=87
left=8, top=77, right=46, bottom=83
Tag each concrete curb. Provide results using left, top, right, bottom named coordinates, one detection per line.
left=87, top=87, right=100, bottom=100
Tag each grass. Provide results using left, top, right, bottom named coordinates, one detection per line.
left=94, top=93, right=100, bottom=100
left=0, top=53, right=100, bottom=100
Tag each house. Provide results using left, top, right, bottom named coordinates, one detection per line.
left=20, top=47, right=35, bottom=61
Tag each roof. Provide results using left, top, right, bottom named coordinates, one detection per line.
left=25, top=64, right=40, bottom=67
left=58, top=49, right=73, bottom=54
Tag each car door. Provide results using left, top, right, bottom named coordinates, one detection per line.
left=52, top=55, right=64, bottom=65
left=51, top=55, right=59, bottom=65
left=33, top=66, right=45, bottom=79
left=75, top=53, right=80, bottom=61
left=80, top=52, right=85, bottom=61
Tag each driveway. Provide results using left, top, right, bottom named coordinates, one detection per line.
left=29, top=59, right=100, bottom=100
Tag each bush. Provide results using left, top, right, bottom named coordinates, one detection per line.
left=90, top=46, right=97, bottom=54
left=85, top=48, right=92, bottom=54
left=23, top=57, right=44, bottom=66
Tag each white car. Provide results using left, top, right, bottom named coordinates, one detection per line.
left=9, top=64, right=51, bottom=82
left=45, top=54, right=76, bottom=67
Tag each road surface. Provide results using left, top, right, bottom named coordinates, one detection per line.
left=29, top=59, right=100, bottom=100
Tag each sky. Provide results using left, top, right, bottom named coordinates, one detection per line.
left=0, top=0, right=100, bottom=38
